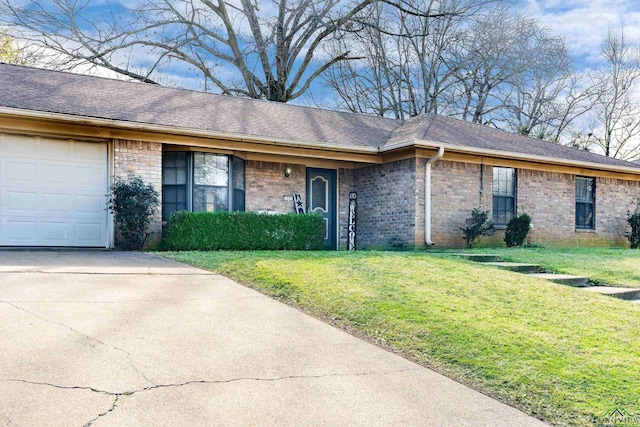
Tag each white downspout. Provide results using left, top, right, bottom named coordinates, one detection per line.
left=425, top=147, right=445, bottom=246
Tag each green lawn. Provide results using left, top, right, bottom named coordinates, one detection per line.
left=464, top=247, right=640, bottom=288
left=161, top=251, right=640, bottom=426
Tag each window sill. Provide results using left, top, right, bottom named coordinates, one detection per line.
left=494, top=225, right=507, bottom=230
left=575, top=228, right=596, bottom=233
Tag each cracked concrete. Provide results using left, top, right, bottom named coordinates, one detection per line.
left=0, top=251, right=547, bottom=426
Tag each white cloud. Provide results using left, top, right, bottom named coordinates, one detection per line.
left=523, top=0, right=640, bottom=65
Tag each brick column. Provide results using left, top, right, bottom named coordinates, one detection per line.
left=113, top=140, right=163, bottom=247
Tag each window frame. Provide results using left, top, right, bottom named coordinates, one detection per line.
left=162, top=151, right=245, bottom=220
left=492, top=167, right=517, bottom=226
left=161, top=151, right=189, bottom=221
left=575, top=176, right=595, bottom=230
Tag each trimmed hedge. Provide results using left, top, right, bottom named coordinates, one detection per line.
left=160, top=211, right=325, bottom=251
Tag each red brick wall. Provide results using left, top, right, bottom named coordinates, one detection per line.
left=245, top=161, right=305, bottom=213
left=353, top=159, right=418, bottom=249
left=429, top=160, right=640, bottom=248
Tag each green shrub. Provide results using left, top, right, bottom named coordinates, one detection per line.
left=626, top=199, right=640, bottom=249
left=504, top=213, right=532, bottom=247
left=160, top=211, right=325, bottom=251
left=460, top=208, right=495, bottom=248
left=108, top=175, right=159, bottom=250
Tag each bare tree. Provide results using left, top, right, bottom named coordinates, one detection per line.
left=444, top=10, right=560, bottom=125
left=0, top=0, right=490, bottom=103
left=498, top=34, right=598, bottom=143
left=583, top=28, right=640, bottom=160
left=323, top=0, right=486, bottom=119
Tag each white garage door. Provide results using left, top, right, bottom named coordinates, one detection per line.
left=0, top=133, right=108, bottom=247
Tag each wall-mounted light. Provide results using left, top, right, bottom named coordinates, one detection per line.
left=284, top=166, right=292, bottom=177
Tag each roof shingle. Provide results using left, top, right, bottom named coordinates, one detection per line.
left=0, top=63, right=398, bottom=149
left=1, top=62, right=639, bottom=171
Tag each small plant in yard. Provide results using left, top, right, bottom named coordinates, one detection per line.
left=626, top=199, right=640, bottom=249
left=460, top=208, right=495, bottom=248
left=108, top=175, right=159, bottom=250
left=504, top=213, right=532, bottom=247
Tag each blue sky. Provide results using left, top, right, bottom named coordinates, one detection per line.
left=14, top=0, right=640, bottom=91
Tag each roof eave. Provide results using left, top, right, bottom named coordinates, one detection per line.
left=0, top=106, right=380, bottom=155
left=381, top=139, right=640, bottom=175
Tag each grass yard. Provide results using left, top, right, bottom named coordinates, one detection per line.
left=464, top=247, right=640, bottom=288
left=161, top=251, right=640, bottom=426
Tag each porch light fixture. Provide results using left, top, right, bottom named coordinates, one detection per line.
left=284, top=166, right=292, bottom=177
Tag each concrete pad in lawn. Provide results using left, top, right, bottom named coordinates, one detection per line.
left=0, top=251, right=547, bottom=426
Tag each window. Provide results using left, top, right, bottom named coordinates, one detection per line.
left=193, top=153, right=229, bottom=213
left=576, top=176, right=595, bottom=229
left=162, top=152, right=245, bottom=220
left=162, top=152, right=188, bottom=220
left=493, top=167, right=516, bottom=225
left=231, top=157, right=245, bottom=212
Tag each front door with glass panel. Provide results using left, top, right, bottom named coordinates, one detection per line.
left=306, top=168, right=337, bottom=250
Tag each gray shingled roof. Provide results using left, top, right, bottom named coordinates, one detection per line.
left=0, top=63, right=397, bottom=149
left=1, top=63, right=639, bottom=171
left=387, top=114, right=640, bottom=169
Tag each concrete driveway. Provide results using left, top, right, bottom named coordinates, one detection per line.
left=0, top=251, right=546, bottom=426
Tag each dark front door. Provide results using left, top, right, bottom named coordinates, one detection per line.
left=306, top=168, right=337, bottom=250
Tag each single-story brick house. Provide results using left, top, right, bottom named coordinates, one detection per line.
left=1, top=63, right=639, bottom=249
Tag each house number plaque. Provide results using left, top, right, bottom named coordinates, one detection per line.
left=348, top=192, right=357, bottom=251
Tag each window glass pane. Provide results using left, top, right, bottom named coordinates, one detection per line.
left=576, top=203, right=594, bottom=228
left=163, top=168, right=176, bottom=185
left=176, top=167, right=186, bottom=185
left=231, top=157, right=245, bottom=212
left=575, top=177, right=595, bottom=228
left=232, top=157, right=245, bottom=191
left=194, top=153, right=228, bottom=186
left=175, top=152, right=187, bottom=167
left=164, top=152, right=176, bottom=168
left=193, top=185, right=228, bottom=212
left=576, top=177, right=593, bottom=203
left=493, top=167, right=515, bottom=196
left=311, top=175, right=328, bottom=211
left=164, top=187, right=177, bottom=203
left=492, top=167, right=516, bottom=225
left=162, top=152, right=188, bottom=221
left=233, top=189, right=245, bottom=212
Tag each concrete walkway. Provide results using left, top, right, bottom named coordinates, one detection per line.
left=0, top=251, right=546, bottom=426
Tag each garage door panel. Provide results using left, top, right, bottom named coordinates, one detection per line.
left=75, top=195, right=106, bottom=216
left=75, top=222, right=105, bottom=246
left=39, top=164, right=71, bottom=185
left=74, top=141, right=107, bottom=161
left=39, top=221, right=73, bottom=243
left=73, top=165, right=106, bottom=187
left=6, top=191, right=38, bottom=212
left=4, top=220, right=38, bottom=244
left=0, top=134, right=108, bottom=247
left=40, top=138, right=72, bottom=157
left=40, top=193, right=72, bottom=213
left=6, top=161, right=37, bottom=185
left=1, top=134, right=37, bottom=155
